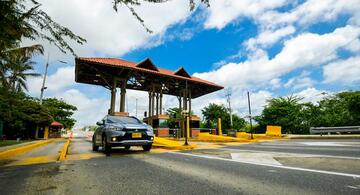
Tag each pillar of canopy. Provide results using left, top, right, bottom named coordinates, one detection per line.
left=143, top=84, right=170, bottom=137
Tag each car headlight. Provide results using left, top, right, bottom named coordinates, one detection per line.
left=146, top=126, right=154, bottom=136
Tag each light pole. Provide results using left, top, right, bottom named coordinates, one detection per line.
left=247, top=91, right=253, bottom=139
left=39, top=58, right=67, bottom=104
left=225, top=88, right=233, bottom=129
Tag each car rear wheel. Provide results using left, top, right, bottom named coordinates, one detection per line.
left=124, top=146, right=130, bottom=150
left=92, top=137, right=99, bottom=151
left=142, top=144, right=152, bottom=151
left=102, top=137, right=111, bottom=156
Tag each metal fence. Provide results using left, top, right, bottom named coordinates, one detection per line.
left=310, top=126, right=360, bottom=135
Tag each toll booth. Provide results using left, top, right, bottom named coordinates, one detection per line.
left=143, top=114, right=170, bottom=137
left=75, top=57, right=224, bottom=138
left=48, top=121, right=63, bottom=138
left=176, top=115, right=200, bottom=138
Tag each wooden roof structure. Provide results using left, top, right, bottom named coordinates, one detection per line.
left=75, top=57, right=223, bottom=98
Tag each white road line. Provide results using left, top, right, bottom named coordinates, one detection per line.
left=215, top=148, right=360, bottom=160
left=240, top=145, right=360, bottom=151
left=171, top=152, right=360, bottom=178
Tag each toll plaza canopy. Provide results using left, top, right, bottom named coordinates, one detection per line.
left=75, top=57, right=223, bottom=98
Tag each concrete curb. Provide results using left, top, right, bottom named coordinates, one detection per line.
left=0, top=139, right=55, bottom=160
left=59, top=139, right=71, bottom=161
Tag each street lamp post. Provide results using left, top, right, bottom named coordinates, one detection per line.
left=39, top=59, right=49, bottom=105
left=247, top=91, right=253, bottom=139
left=39, top=59, right=67, bottom=104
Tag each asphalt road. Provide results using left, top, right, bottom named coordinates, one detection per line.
left=0, top=138, right=359, bottom=194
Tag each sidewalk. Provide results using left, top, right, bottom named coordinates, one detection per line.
left=0, top=140, right=37, bottom=153
left=0, top=139, right=59, bottom=162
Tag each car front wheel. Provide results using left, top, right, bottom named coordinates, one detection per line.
left=92, top=137, right=99, bottom=151
left=102, top=136, right=111, bottom=156
left=142, top=144, right=152, bottom=151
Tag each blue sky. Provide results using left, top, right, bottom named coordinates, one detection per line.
left=27, top=0, right=360, bottom=128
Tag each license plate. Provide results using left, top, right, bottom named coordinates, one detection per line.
left=132, top=132, right=142, bottom=138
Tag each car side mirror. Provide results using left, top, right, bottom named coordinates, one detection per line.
left=96, top=121, right=104, bottom=126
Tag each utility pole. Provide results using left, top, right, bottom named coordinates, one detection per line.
left=225, top=89, right=233, bottom=129
left=39, top=55, right=50, bottom=105
left=247, top=91, right=253, bottom=139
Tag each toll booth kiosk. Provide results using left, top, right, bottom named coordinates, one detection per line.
left=143, top=114, right=170, bottom=137
left=176, top=115, right=200, bottom=138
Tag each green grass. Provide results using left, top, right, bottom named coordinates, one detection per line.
left=0, top=140, right=30, bottom=147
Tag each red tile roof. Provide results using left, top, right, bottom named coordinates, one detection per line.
left=50, top=121, right=63, bottom=126
left=76, top=57, right=222, bottom=88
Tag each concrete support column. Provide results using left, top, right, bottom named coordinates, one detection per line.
left=120, top=81, right=126, bottom=112
left=148, top=91, right=152, bottom=117
left=110, top=79, right=117, bottom=114
left=151, top=89, right=155, bottom=117
left=159, top=92, right=163, bottom=115
left=156, top=93, right=159, bottom=116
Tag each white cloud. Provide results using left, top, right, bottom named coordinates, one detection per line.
left=284, top=71, right=315, bottom=90
left=259, top=0, right=360, bottom=29
left=246, top=26, right=295, bottom=50
left=294, top=87, right=331, bottom=104
left=58, top=89, right=108, bottom=128
left=194, top=25, right=360, bottom=90
left=269, top=78, right=281, bottom=89
left=32, top=0, right=191, bottom=58
left=204, top=0, right=288, bottom=29
left=27, top=66, right=75, bottom=97
left=323, top=56, right=360, bottom=83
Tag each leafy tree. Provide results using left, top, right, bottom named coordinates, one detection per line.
left=255, top=96, right=305, bottom=134
left=0, top=0, right=86, bottom=56
left=166, top=107, right=194, bottom=128
left=42, top=98, right=77, bottom=129
left=201, top=103, right=246, bottom=132
left=255, top=91, right=360, bottom=134
left=0, top=88, right=52, bottom=138
left=1, top=48, right=40, bottom=92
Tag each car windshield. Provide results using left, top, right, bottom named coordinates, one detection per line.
left=107, top=116, right=142, bottom=124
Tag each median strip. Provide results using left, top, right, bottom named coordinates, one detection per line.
left=153, top=136, right=196, bottom=150
left=0, top=139, right=55, bottom=160
left=58, top=139, right=71, bottom=161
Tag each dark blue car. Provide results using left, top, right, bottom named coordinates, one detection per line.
left=92, top=115, right=154, bottom=155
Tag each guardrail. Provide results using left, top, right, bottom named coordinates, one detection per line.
left=310, top=126, right=360, bottom=135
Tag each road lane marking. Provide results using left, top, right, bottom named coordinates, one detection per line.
left=171, top=152, right=360, bottom=178
left=215, top=148, right=360, bottom=160
left=230, top=152, right=283, bottom=166
left=238, top=145, right=360, bottom=151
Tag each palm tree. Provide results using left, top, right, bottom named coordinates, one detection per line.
left=0, top=44, right=42, bottom=92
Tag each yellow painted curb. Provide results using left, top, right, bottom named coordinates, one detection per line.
left=59, top=139, right=71, bottom=161
left=196, top=133, right=249, bottom=142
left=0, top=139, right=55, bottom=160
left=153, top=137, right=197, bottom=150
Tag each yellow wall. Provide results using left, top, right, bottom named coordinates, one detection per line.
left=266, top=125, right=282, bottom=136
